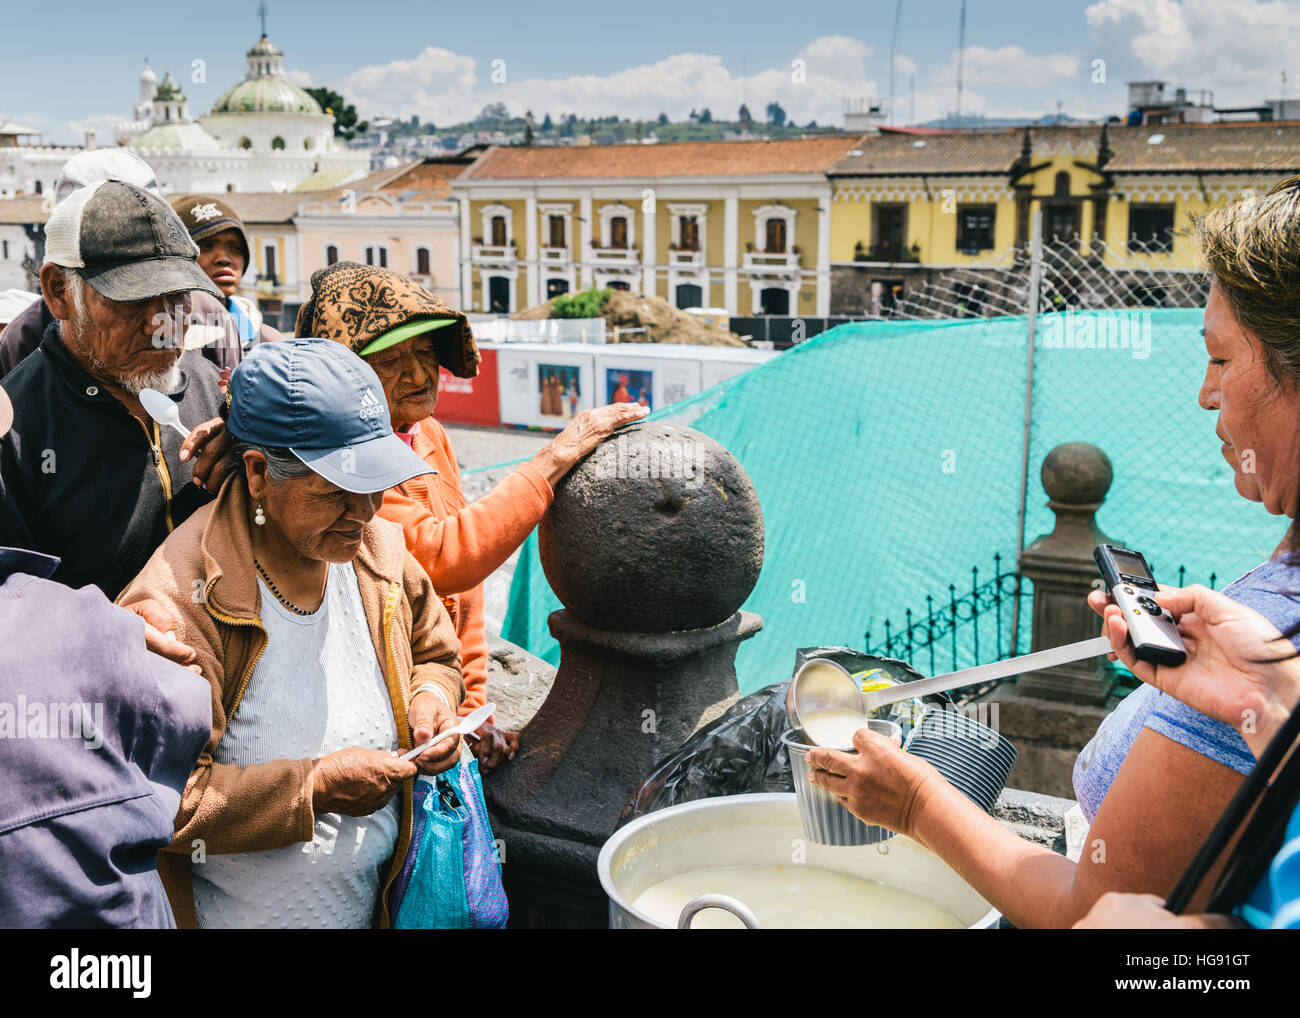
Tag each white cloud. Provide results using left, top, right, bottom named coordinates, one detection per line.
left=327, top=36, right=877, bottom=127
left=940, top=45, right=1080, bottom=87
left=1085, top=0, right=1300, bottom=101
left=894, top=53, right=918, bottom=77
left=286, top=68, right=313, bottom=88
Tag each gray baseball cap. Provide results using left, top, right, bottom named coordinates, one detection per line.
left=43, top=179, right=221, bottom=303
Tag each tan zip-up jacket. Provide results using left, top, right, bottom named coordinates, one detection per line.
left=117, top=475, right=463, bottom=929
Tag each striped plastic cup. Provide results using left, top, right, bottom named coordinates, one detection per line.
left=783, top=720, right=902, bottom=846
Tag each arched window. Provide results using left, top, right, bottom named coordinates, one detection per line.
left=490, top=216, right=507, bottom=246
left=326, top=245, right=339, bottom=266
left=226, top=183, right=236, bottom=193
left=271, top=136, right=286, bottom=150
left=610, top=216, right=628, bottom=249
left=1054, top=170, right=1071, bottom=197
left=416, top=247, right=430, bottom=275
left=303, top=137, right=313, bottom=151
left=765, top=218, right=787, bottom=253
left=239, top=137, right=252, bottom=149
left=33, top=181, right=42, bottom=195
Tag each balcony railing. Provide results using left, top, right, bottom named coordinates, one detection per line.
left=589, top=247, right=639, bottom=267
left=742, top=250, right=800, bottom=274
left=669, top=249, right=704, bottom=268
left=540, top=246, right=571, bottom=264
left=472, top=244, right=516, bottom=264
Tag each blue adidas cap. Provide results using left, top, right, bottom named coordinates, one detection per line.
left=226, top=338, right=435, bottom=494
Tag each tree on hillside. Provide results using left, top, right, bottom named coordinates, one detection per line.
left=766, top=101, right=786, bottom=127
left=477, top=102, right=508, bottom=124
left=542, top=113, right=553, bottom=131
left=699, top=107, right=713, bottom=123
left=738, top=104, right=753, bottom=129
left=657, top=112, right=669, bottom=125
left=306, top=88, right=369, bottom=140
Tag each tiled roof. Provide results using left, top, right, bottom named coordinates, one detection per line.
left=830, top=129, right=1024, bottom=175
left=220, top=193, right=304, bottom=223
left=462, top=136, right=865, bottom=180
left=830, top=122, right=1300, bottom=176
left=1104, top=121, right=1300, bottom=173
left=0, top=197, right=48, bottom=224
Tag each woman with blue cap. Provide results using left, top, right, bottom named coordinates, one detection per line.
left=118, top=337, right=465, bottom=929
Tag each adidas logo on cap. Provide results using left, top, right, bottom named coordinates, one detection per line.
left=358, top=387, right=386, bottom=420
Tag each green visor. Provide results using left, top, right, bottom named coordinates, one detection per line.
left=358, top=317, right=457, bottom=356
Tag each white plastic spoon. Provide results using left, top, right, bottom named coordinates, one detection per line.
left=401, top=700, right=495, bottom=761
left=140, top=388, right=191, bottom=441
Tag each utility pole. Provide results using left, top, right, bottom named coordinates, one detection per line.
left=956, top=0, right=967, bottom=127
left=889, top=0, right=903, bottom=126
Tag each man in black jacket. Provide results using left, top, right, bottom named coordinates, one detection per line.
left=0, top=179, right=230, bottom=599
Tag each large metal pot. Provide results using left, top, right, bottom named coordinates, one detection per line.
left=598, top=793, right=1000, bottom=929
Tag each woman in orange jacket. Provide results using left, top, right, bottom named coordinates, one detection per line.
left=299, top=263, right=646, bottom=769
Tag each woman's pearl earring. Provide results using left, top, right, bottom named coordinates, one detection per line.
left=255, top=502, right=266, bottom=527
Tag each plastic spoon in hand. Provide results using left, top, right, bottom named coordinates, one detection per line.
left=140, top=388, right=191, bottom=441
left=401, top=701, right=495, bottom=761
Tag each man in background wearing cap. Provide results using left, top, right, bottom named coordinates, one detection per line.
left=169, top=194, right=283, bottom=372
left=0, top=383, right=213, bottom=927
left=0, top=148, right=160, bottom=380
left=0, top=179, right=228, bottom=599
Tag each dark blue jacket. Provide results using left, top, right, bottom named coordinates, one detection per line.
left=0, top=548, right=212, bottom=928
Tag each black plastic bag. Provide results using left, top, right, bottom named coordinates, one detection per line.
left=620, top=648, right=951, bottom=824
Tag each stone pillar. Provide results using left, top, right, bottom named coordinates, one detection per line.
left=483, top=422, right=764, bottom=927
left=641, top=198, right=656, bottom=296
left=524, top=194, right=539, bottom=307
left=458, top=196, right=473, bottom=310
left=1015, top=441, right=1118, bottom=704
left=579, top=195, right=593, bottom=290
left=816, top=194, right=831, bottom=317
left=723, top=193, right=739, bottom=313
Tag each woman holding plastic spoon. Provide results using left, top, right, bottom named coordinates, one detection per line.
left=118, top=339, right=464, bottom=930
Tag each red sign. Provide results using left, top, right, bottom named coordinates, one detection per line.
left=434, top=348, right=500, bottom=427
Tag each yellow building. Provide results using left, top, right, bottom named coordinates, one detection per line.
left=828, top=122, right=1300, bottom=314
left=450, top=137, right=863, bottom=317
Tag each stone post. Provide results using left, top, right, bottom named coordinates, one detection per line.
left=1015, top=441, right=1118, bottom=704
left=483, top=422, right=764, bottom=927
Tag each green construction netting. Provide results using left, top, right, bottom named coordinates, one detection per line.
left=494, top=310, right=1288, bottom=694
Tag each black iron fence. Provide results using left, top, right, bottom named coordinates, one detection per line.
left=864, top=555, right=1219, bottom=698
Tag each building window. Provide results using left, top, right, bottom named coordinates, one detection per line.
left=546, top=278, right=569, bottom=298
left=488, top=276, right=510, bottom=313
left=1128, top=205, right=1175, bottom=252
left=610, top=216, right=628, bottom=249
left=490, top=216, right=507, bottom=247
left=239, top=137, right=252, bottom=149
left=764, top=218, right=787, bottom=254
left=871, top=204, right=907, bottom=260
left=271, top=136, right=286, bottom=150
left=33, top=181, right=42, bottom=195
left=679, top=216, right=699, bottom=251
left=226, top=183, right=236, bottom=193
left=364, top=245, right=388, bottom=268
left=264, top=244, right=277, bottom=283
left=325, top=244, right=339, bottom=266
left=956, top=206, right=995, bottom=253
left=303, top=137, right=313, bottom=151
left=548, top=215, right=566, bottom=248
left=416, top=247, right=430, bottom=275
left=759, top=287, right=790, bottom=315
left=675, top=283, right=702, bottom=308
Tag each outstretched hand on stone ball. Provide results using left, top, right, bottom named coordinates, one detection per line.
left=531, top=403, right=649, bottom=486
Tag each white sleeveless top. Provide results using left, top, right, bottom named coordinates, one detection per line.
left=192, top=560, right=401, bottom=929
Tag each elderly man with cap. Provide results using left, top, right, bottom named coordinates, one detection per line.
left=298, top=262, right=645, bottom=770
left=0, top=179, right=229, bottom=600
left=0, top=149, right=161, bottom=379
left=169, top=193, right=284, bottom=371
left=0, top=383, right=213, bottom=928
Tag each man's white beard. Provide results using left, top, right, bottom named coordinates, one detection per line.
left=118, top=364, right=182, bottom=395
left=62, top=318, right=182, bottom=395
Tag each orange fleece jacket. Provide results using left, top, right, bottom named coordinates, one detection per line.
left=379, top=417, right=553, bottom=722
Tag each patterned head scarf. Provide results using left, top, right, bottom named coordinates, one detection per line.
left=295, top=261, right=480, bottom=378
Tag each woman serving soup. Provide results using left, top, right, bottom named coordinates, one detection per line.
left=808, top=176, right=1300, bottom=928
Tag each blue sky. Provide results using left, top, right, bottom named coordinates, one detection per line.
left=4, top=0, right=1297, bottom=143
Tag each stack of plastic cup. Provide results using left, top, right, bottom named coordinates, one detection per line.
left=783, top=719, right=902, bottom=846
left=905, top=707, right=1018, bottom=813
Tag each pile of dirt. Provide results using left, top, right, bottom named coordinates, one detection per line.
left=512, top=289, right=747, bottom=347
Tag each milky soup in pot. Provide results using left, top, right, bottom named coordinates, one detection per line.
left=631, top=864, right=963, bottom=929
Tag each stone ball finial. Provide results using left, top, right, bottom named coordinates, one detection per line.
left=538, top=422, right=764, bottom=632
left=1041, top=441, right=1113, bottom=504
